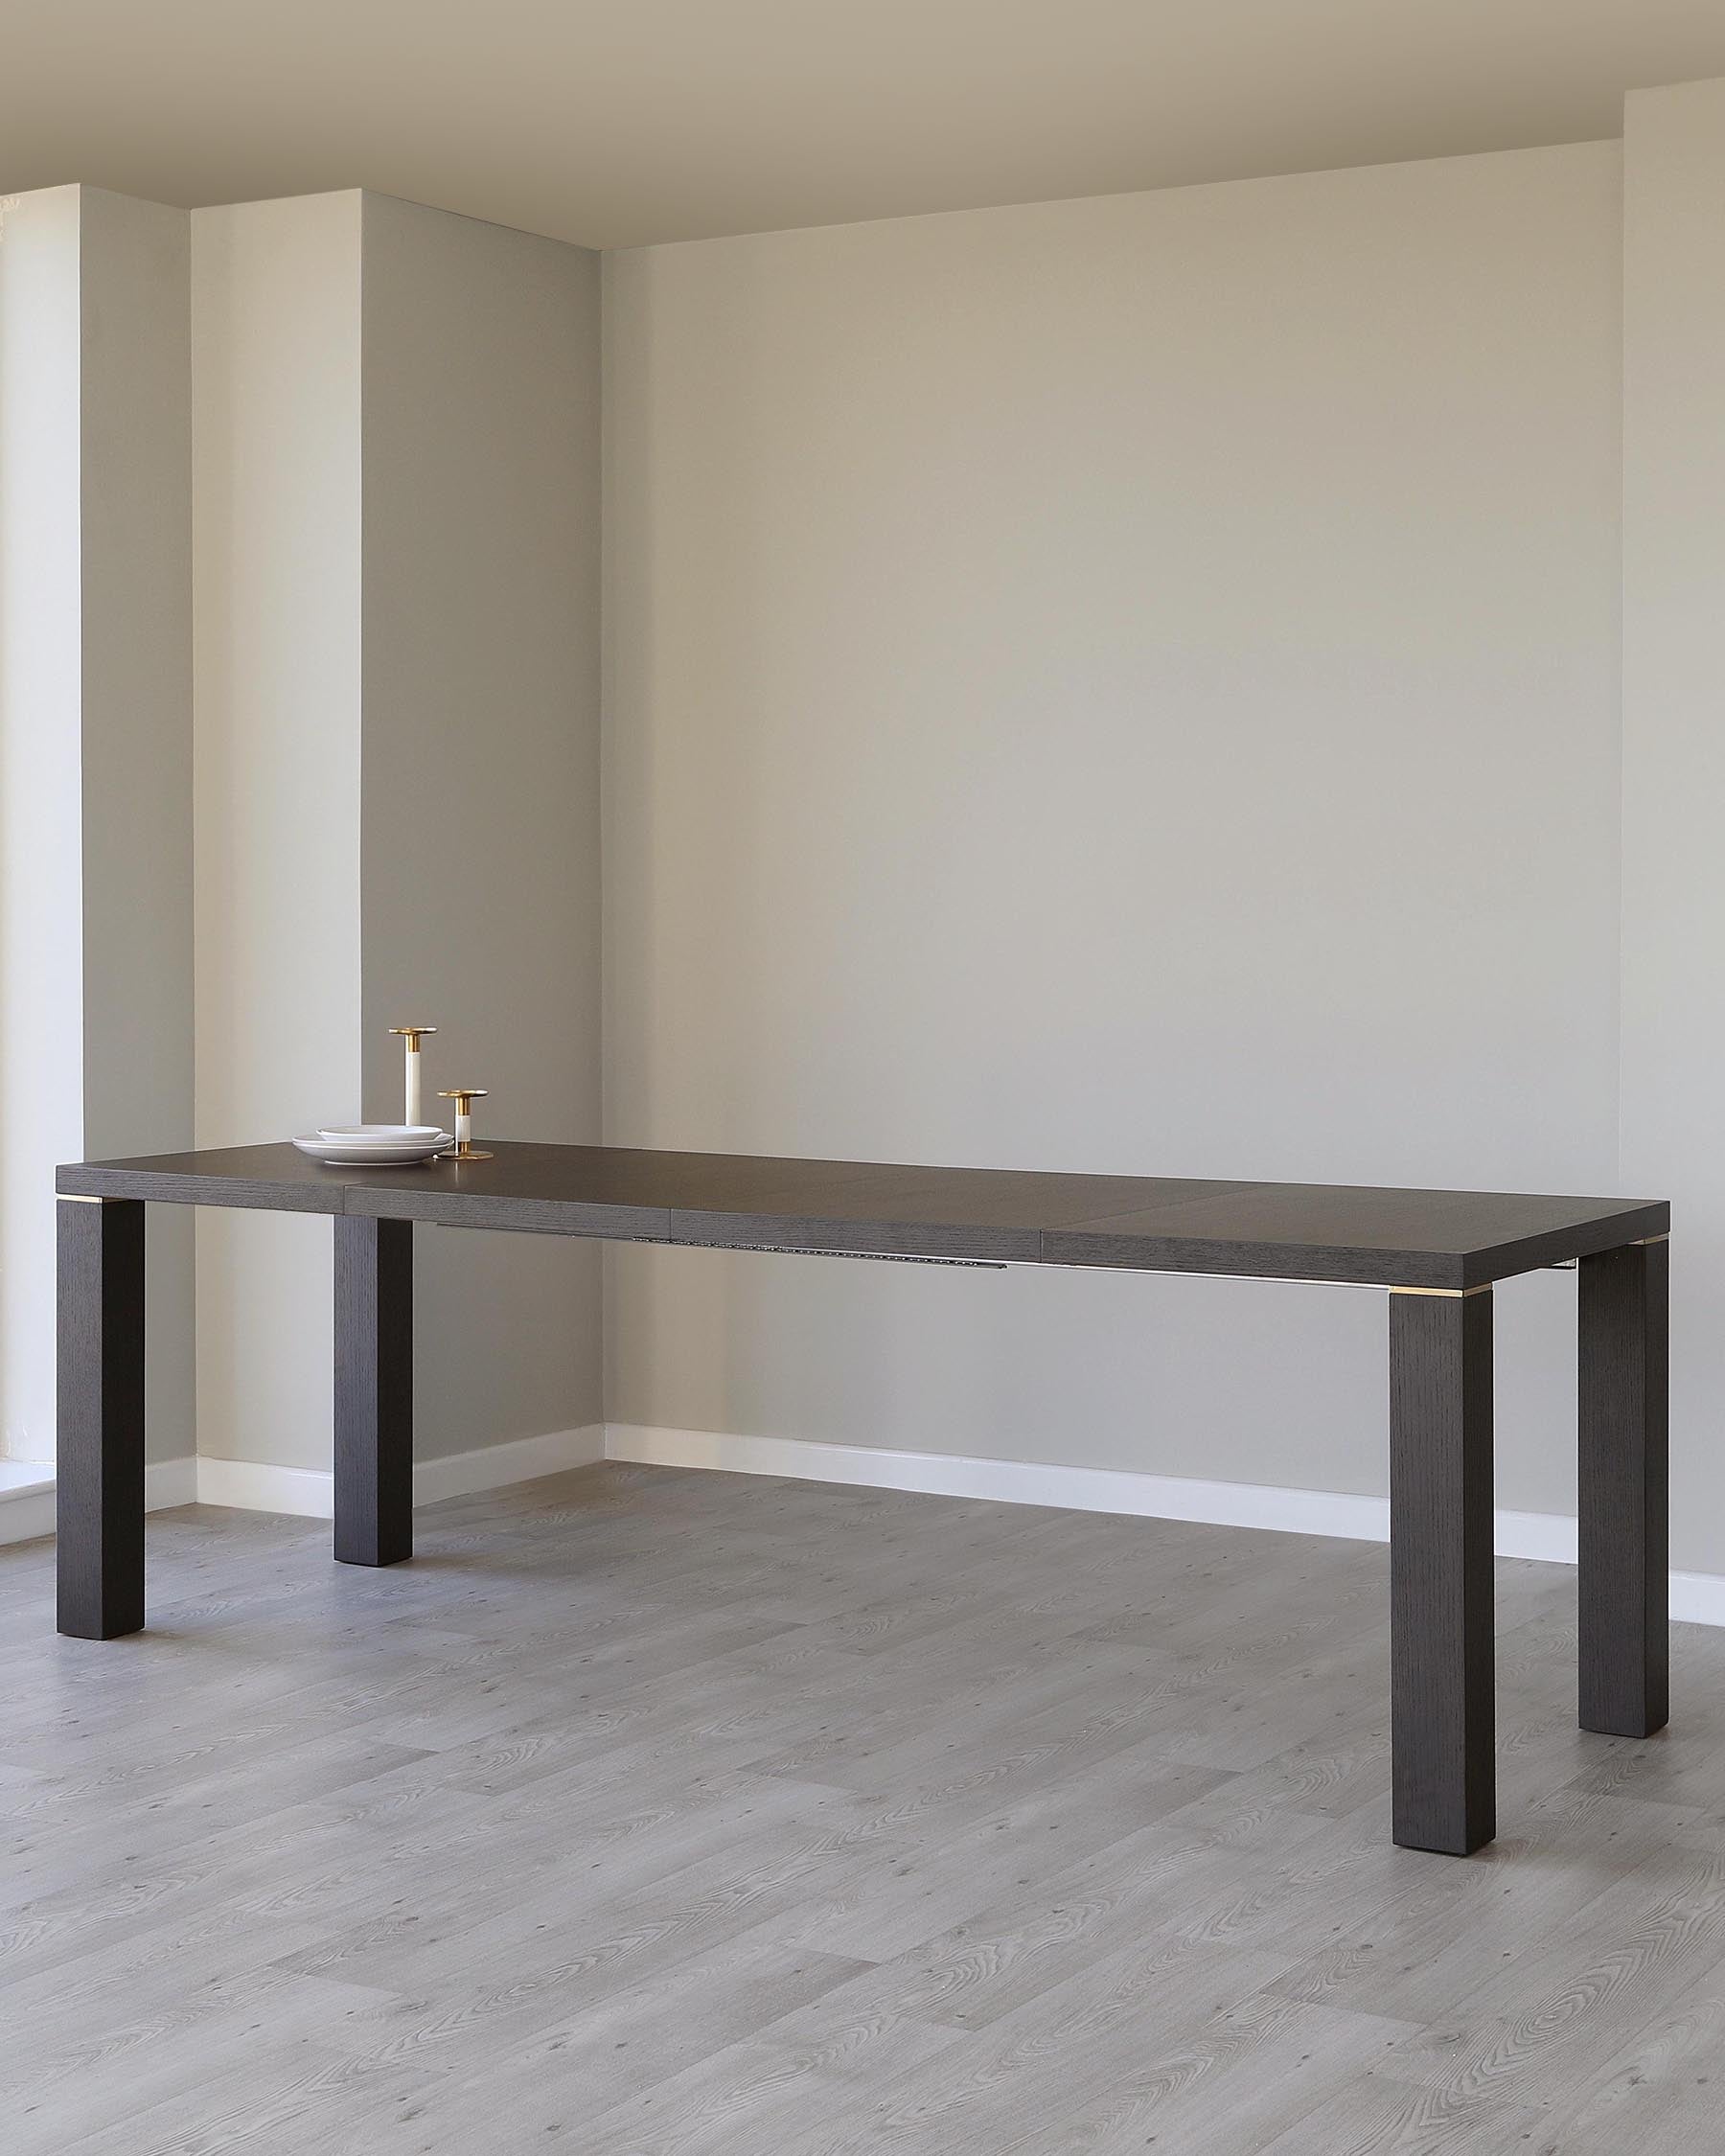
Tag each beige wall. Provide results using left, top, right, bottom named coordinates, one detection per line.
left=194, top=191, right=603, bottom=1474
left=193, top=193, right=366, bottom=1474
left=0, top=187, right=86, bottom=1464
left=79, top=188, right=196, bottom=1464
left=0, top=185, right=195, bottom=1468
left=12, top=106, right=1725, bottom=1575
left=359, top=194, right=603, bottom=1458
left=1622, top=80, right=1725, bottom=1572
left=1, top=182, right=603, bottom=1486
left=602, top=145, right=1624, bottom=1522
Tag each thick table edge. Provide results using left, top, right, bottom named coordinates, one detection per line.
left=1460, top=1203, right=1672, bottom=1287
left=57, top=1164, right=345, bottom=1212
left=1035, top=1230, right=1470, bottom=1289
left=53, top=1163, right=1671, bottom=1289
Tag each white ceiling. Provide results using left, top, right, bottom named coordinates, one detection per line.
left=7, top=0, right=1723, bottom=250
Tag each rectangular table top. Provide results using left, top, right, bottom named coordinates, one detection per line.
left=58, top=1141, right=1668, bottom=1290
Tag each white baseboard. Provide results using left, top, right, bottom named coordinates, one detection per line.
left=193, top=1424, right=607, bottom=1518
left=0, top=1425, right=605, bottom=1548
left=13, top=1418, right=1722, bottom=1633
left=147, top=1456, right=198, bottom=1511
left=193, top=1456, right=337, bottom=1518
left=603, top=1423, right=1725, bottom=1630
left=0, top=1456, right=200, bottom=1550
left=414, top=1424, right=608, bottom=1504
left=0, top=1463, right=56, bottom=1548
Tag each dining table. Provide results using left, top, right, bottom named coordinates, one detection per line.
left=55, top=1139, right=1669, bottom=1856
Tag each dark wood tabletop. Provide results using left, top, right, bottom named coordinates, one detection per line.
left=58, top=1141, right=1668, bottom=1290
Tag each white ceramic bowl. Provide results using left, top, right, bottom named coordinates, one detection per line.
left=292, top=1135, right=450, bottom=1166
left=317, top=1123, right=448, bottom=1143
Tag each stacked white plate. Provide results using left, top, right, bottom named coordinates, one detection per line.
left=292, top=1124, right=452, bottom=1166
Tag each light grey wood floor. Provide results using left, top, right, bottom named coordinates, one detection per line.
left=3, top=1463, right=1724, bottom=2153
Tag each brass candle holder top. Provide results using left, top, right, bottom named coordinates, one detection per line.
left=437, top=1088, right=492, bottom=1161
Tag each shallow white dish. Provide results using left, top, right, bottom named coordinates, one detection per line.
left=310, top=1130, right=448, bottom=1147
left=292, top=1135, right=450, bottom=1166
left=318, top=1123, right=448, bottom=1144
left=305, top=1142, right=450, bottom=1158
left=319, top=1130, right=448, bottom=1147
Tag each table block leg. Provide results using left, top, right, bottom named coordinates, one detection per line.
left=57, top=1197, right=147, bottom=1640
left=1578, top=1240, right=1668, bottom=1739
left=1390, top=1286, right=1495, bottom=1855
left=334, top=1215, right=413, bottom=1567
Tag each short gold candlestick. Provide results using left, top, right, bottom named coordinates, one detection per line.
left=437, top=1089, right=492, bottom=1160
left=387, top=1025, right=437, bottom=1125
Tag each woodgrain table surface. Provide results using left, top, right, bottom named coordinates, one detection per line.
left=59, top=1139, right=1668, bottom=1289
